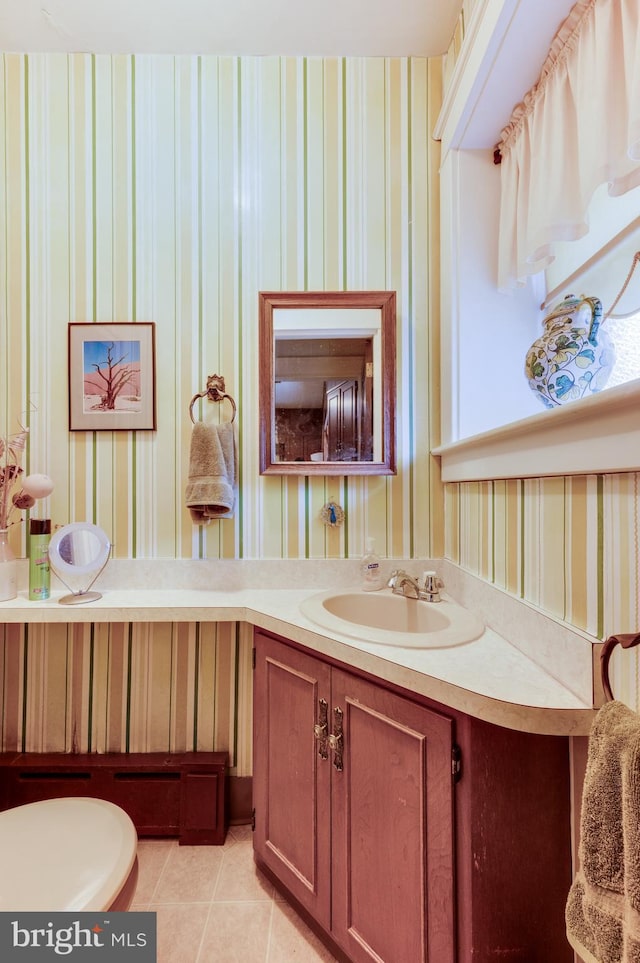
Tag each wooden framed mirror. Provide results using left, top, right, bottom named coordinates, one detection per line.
left=259, top=291, right=396, bottom=475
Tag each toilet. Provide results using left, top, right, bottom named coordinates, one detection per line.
left=0, top=797, right=139, bottom=911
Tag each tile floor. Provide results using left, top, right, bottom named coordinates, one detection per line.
left=132, top=825, right=339, bottom=962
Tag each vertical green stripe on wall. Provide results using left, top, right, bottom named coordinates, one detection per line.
left=232, top=623, right=241, bottom=769
left=597, top=475, right=604, bottom=639
left=92, top=432, right=98, bottom=520
left=125, top=623, right=133, bottom=753
left=211, top=624, right=219, bottom=747
left=304, top=477, right=310, bottom=558
left=0, top=629, right=3, bottom=741
left=130, top=56, right=137, bottom=321
left=130, top=58, right=138, bottom=556
left=562, top=476, right=568, bottom=622
left=197, top=57, right=203, bottom=369
left=1, top=58, right=6, bottom=428
left=302, top=57, right=308, bottom=290
left=131, top=432, right=137, bottom=556
left=23, top=57, right=31, bottom=445
left=21, top=628, right=29, bottom=752
left=278, top=57, right=284, bottom=289
left=168, top=623, right=176, bottom=748
left=198, top=58, right=209, bottom=555
left=192, top=623, right=200, bottom=751
left=0, top=628, right=4, bottom=744
left=321, top=59, right=326, bottom=284
left=195, top=62, right=205, bottom=562
left=631, top=472, right=640, bottom=624
left=519, top=479, right=525, bottom=598
left=343, top=477, right=349, bottom=557
left=491, top=480, right=496, bottom=584
left=91, top=55, right=97, bottom=321
left=64, top=631, right=71, bottom=748
left=236, top=56, right=242, bottom=341
left=406, top=58, right=415, bottom=557
left=87, top=624, right=95, bottom=752
left=341, top=58, right=347, bottom=290
left=236, top=57, right=244, bottom=558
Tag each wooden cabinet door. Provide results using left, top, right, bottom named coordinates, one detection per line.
left=330, top=669, right=456, bottom=963
left=253, top=634, right=332, bottom=929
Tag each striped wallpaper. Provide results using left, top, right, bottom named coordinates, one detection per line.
left=0, top=51, right=442, bottom=763
left=1, top=619, right=253, bottom=766
left=445, top=474, right=640, bottom=708
left=0, top=52, right=442, bottom=562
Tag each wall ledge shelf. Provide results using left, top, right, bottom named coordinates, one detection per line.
left=433, top=379, right=640, bottom=482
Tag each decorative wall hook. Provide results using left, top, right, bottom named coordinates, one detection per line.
left=320, top=500, right=344, bottom=527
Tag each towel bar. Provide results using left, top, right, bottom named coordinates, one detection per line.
left=189, top=374, right=237, bottom=425
left=600, top=632, right=640, bottom=701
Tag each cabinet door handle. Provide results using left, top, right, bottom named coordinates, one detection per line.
left=314, top=698, right=329, bottom=760
left=328, top=706, right=344, bottom=771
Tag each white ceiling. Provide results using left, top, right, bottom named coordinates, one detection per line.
left=0, top=0, right=464, bottom=57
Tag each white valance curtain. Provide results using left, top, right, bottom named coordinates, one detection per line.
left=497, top=0, right=640, bottom=291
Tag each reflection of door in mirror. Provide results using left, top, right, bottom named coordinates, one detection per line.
left=325, top=380, right=357, bottom=460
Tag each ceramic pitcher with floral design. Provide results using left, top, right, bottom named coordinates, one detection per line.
left=524, top=294, right=615, bottom=408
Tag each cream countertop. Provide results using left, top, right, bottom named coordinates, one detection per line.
left=0, top=558, right=598, bottom=737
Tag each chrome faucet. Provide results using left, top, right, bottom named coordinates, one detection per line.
left=387, top=569, right=443, bottom=602
left=388, top=570, right=422, bottom=599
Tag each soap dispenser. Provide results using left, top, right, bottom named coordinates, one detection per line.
left=360, top=537, right=384, bottom=592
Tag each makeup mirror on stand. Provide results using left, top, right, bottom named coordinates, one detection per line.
left=48, top=522, right=111, bottom=605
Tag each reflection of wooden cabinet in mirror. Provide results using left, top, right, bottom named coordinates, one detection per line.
left=325, top=379, right=358, bottom=460
left=259, top=291, right=396, bottom=476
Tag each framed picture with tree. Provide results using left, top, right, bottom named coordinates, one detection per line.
left=68, top=322, right=157, bottom=431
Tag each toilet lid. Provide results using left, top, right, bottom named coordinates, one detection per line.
left=0, top=797, right=138, bottom=911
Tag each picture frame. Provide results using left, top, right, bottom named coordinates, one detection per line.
left=68, top=322, right=157, bottom=431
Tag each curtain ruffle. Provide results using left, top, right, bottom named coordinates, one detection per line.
left=497, top=0, right=640, bottom=290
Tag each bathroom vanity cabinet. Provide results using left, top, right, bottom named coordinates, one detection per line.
left=253, top=630, right=574, bottom=963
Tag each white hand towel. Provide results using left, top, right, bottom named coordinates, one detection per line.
left=185, top=421, right=237, bottom=523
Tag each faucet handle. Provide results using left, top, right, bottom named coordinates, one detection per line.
left=423, top=570, right=443, bottom=587
left=422, top=570, right=443, bottom=601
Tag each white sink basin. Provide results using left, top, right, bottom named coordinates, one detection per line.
left=299, top=589, right=484, bottom=649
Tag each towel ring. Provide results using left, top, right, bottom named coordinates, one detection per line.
left=600, top=632, right=640, bottom=701
left=189, top=374, right=237, bottom=425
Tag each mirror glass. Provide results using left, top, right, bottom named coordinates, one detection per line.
left=48, top=522, right=111, bottom=605
left=259, top=291, right=396, bottom=475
